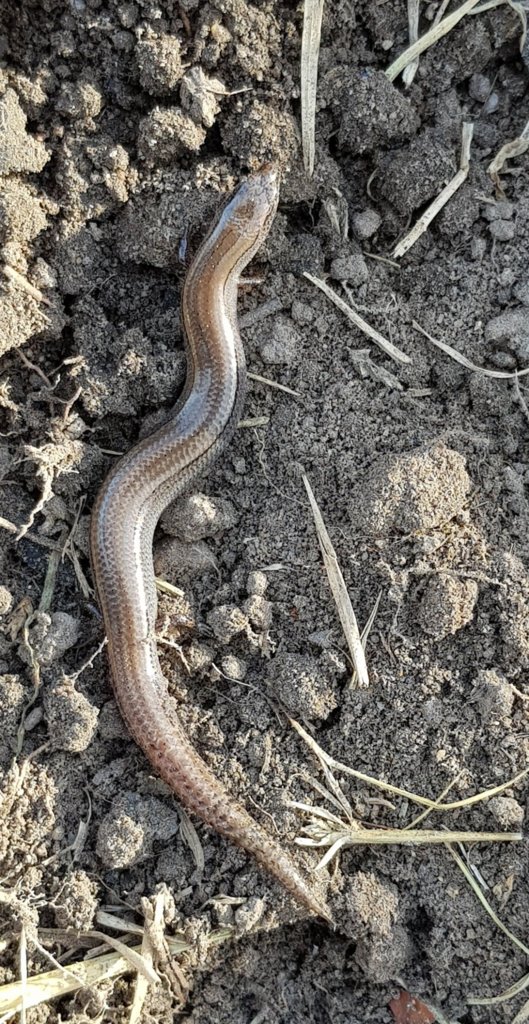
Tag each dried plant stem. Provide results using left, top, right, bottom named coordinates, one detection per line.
left=393, top=123, right=473, bottom=258
left=386, top=0, right=482, bottom=82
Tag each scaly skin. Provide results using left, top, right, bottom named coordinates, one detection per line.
left=90, top=166, right=331, bottom=924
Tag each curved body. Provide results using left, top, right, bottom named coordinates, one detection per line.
left=90, top=166, right=330, bottom=922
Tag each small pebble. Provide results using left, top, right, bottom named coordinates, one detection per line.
left=513, top=281, right=529, bottom=305
left=246, top=570, right=268, bottom=596
left=482, top=201, right=513, bottom=222
left=242, top=594, right=272, bottom=631
left=43, top=676, right=99, bottom=752
left=220, top=655, right=247, bottom=681
left=256, top=315, right=300, bottom=366
left=352, top=209, right=382, bottom=239
left=469, top=73, right=491, bottom=102
left=489, top=220, right=515, bottom=242
left=0, top=585, right=13, bottom=615
left=483, top=92, right=499, bottom=114
left=161, top=492, right=238, bottom=542
left=136, top=35, right=183, bottom=95
left=54, top=870, right=98, bottom=930
left=207, top=604, right=248, bottom=644
left=330, top=254, right=369, bottom=286
left=154, top=537, right=218, bottom=579
left=487, top=796, right=524, bottom=829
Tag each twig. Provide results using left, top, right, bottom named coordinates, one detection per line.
left=412, top=319, right=529, bottom=379
left=403, top=0, right=420, bottom=86
left=248, top=372, right=301, bottom=397
left=303, top=272, right=411, bottom=365
left=393, top=123, right=474, bottom=258
left=386, top=0, right=483, bottom=82
left=2, top=264, right=51, bottom=307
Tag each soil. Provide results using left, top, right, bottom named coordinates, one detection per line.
left=1, top=1, right=529, bottom=1022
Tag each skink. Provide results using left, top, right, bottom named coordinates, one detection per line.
left=90, top=165, right=330, bottom=923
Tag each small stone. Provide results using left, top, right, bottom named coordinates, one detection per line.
left=43, top=676, right=99, bottom=752
left=330, top=254, right=369, bottom=286
left=54, top=870, right=98, bottom=930
left=489, top=220, right=515, bottom=242
left=482, top=201, right=514, bottom=221
left=220, top=655, right=247, bottom=681
left=0, top=585, right=13, bottom=615
left=30, top=611, right=80, bottom=666
left=242, top=594, right=272, bottom=631
left=268, top=652, right=338, bottom=720
left=470, top=668, right=514, bottom=724
left=291, top=300, right=315, bottom=325
left=161, top=492, right=238, bottom=542
left=136, top=35, right=183, bottom=95
left=154, top=537, right=218, bottom=580
left=246, top=570, right=268, bottom=596
left=487, top=796, right=524, bottom=829
left=96, top=793, right=180, bottom=868
left=180, top=67, right=224, bottom=127
left=352, top=442, right=471, bottom=536
left=513, top=281, right=529, bottom=305
left=255, top=315, right=300, bottom=366
left=352, top=209, right=382, bottom=239
left=418, top=574, right=478, bottom=639
left=483, top=92, right=499, bottom=114
left=138, top=107, right=206, bottom=164
left=485, top=310, right=529, bottom=360
left=207, top=604, right=248, bottom=644
left=469, top=73, right=491, bottom=102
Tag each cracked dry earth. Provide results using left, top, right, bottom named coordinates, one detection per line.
left=1, top=1, right=529, bottom=1022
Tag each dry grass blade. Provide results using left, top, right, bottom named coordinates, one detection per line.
left=471, top=0, right=527, bottom=53
left=393, top=123, right=473, bottom=258
left=291, top=717, right=529, bottom=811
left=412, top=318, right=529, bottom=379
left=386, top=0, right=482, bottom=82
left=403, top=0, right=420, bottom=86
left=467, top=971, right=529, bottom=1007
left=513, top=999, right=529, bottom=1024
left=302, top=473, right=369, bottom=688
left=0, top=930, right=232, bottom=1019
left=179, top=807, right=205, bottom=875
left=300, top=0, right=325, bottom=176
left=294, top=818, right=520, bottom=873
left=488, top=116, right=529, bottom=186
left=304, top=272, right=411, bottom=365
left=449, top=845, right=529, bottom=959
left=2, top=263, right=51, bottom=306
left=247, top=371, right=301, bottom=397
left=351, top=590, right=382, bottom=687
